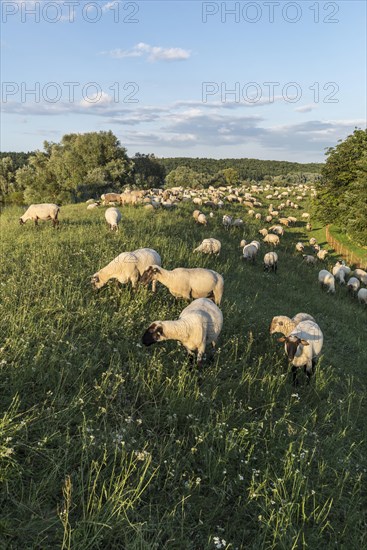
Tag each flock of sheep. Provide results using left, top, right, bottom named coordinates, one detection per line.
left=18, top=181, right=366, bottom=385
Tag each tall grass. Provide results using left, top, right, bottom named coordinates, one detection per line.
left=0, top=202, right=366, bottom=549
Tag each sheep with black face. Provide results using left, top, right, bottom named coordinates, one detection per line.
left=142, top=298, right=223, bottom=366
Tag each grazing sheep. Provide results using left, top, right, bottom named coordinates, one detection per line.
left=295, top=242, right=305, bottom=252
left=287, top=216, right=297, bottom=226
left=303, top=254, right=317, bottom=265
left=263, top=234, right=280, bottom=247
left=240, top=239, right=247, bottom=248
left=264, top=251, right=278, bottom=273
left=197, top=213, right=208, bottom=226
left=269, top=225, right=284, bottom=236
left=19, top=203, right=60, bottom=228
left=222, top=215, right=233, bottom=230
left=270, top=313, right=316, bottom=336
left=353, top=268, right=367, bottom=286
left=301, top=212, right=310, bottom=219
left=87, top=202, right=99, bottom=210
left=242, top=241, right=260, bottom=263
left=317, top=249, right=328, bottom=261
left=279, top=217, right=290, bottom=227
left=91, top=248, right=161, bottom=291
left=192, top=210, right=201, bottom=221
left=140, top=265, right=224, bottom=305
left=105, top=207, right=122, bottom=231
left=309, top=238, right=317, bottom=246
left=255, top=213, right=262, bottom=220
left=101, top=192, right=122, bottom=205
left=248, top=209, right=255, bottom=217
left=265, top=215, right=273, bottom=223
left=278, top=320, right=324, bottom=385
left=259, top=228, right=268, bottom=237
left=232, top=218, right=244, bottom=227
left=357, top=288, right=367, bottom=305
left=332, top=263, right=347, bottom=285
left=306, top=223, right=312, bottom=231
left=193, top=238, right=221, bottom=255
left=142, top=298, right=223, bottom=366
left=347, top=277, right=360, bottom=294
left=318, top=269, right=335, bottom=293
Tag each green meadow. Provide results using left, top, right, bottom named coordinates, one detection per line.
left=0, top=201, right=366, bottom=549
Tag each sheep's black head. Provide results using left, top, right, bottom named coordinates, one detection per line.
left=19, top=218, right=25, bottom=225
left=91, top=274, right=102, bottom=290
left=278, top=335, right=309, bottom=361
left=142, top=323, right=164, bottom=346
left=140, top=265, right=161, bottom=286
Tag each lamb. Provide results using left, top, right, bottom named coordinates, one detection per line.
left=242, top=241, right=260, bottom=263
left=270, top=313, right=316, bottom=336
left=318, top=269, right=335, bottom=293
left=264, top=251, right=278, bottom=273
left=140, top=265, right=224, bottom=305
left=91, top=248, right=161, bottom=291
left=193, top=238, right=221, bottom=255
left=357, top=288, right=367, bottom=305
left=263, top=234, right=280, bottom=246
left=104, top=207, right=122, bottom=231
left=353, top=268, right=367, bottom=286
left=317, top=249, right=328, bottom=261
left=222, top=215, right=233, bottom=230
left=142, top=298, right=223, bottom=366
left=277, top=320, right=324, bottom=385
left=295, top=242, right=305, bottom=252
left=19, top=203, right=60, bottom=228
left=347, top=277, right=360, bottom=294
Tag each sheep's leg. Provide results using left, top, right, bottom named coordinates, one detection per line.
left=291, top=365, right=299, bottom=387
left=34, top=218, right=38, bottom=227
left=151, top=279, right=157, bottom=293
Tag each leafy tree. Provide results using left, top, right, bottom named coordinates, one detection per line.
left=132, top=153, right=166, bottom=189
left=165, top=166, right=210, bottom=188
left=314, top=128, right=367, bottom=245
left=15, top=131, right=133, bottom=203
left=0, top=157, right=15, bottom=199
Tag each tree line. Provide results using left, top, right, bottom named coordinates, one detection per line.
left=0, top=130, right=323, bottom=205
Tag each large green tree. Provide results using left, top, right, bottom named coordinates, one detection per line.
left=132, top=153, right=166, bottom=189
left=16, top=131, right=133, bottom=203
left=314, top=128, right=367, bottom=245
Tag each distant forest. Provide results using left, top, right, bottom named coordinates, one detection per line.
left=157, top=157, right=322, bottom=180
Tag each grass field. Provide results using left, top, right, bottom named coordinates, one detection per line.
left=0, top=201, right=366, bottom=549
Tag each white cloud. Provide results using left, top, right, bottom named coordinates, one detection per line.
left=295, top=103, right=318, bottom=113
left=104, top=42, right=191, bottom=62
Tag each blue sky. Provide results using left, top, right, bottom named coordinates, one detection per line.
left=1, top=0, right=366, bottom=161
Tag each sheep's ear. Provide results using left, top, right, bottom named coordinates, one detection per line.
left=278, top=336, right=286, bottom=342
left=153, top=266, right=161, bottom=274
left=300, top=339, right=309, bottom=346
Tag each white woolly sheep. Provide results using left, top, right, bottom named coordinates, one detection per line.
left=192, top=210, right=201, bottom=221
left=259, top=228, right=268, bottom=237
left=19, top=203, right=60, bottom=228
left=263, top=234, right=280, bottom=246
left=309, top=238, right=317, bottom=246
left=240, top=239, right=247, bottom=248
left=287, top=216, right=297, bottom=226
left=347, top=277, right=360, bottom=294
left=87, top=202, right=99, bottom=210
left=222, top=215, right=233, bottom=230
left=248, top=209, right=255, bottom=217
left=357, top=288, right=367, bottom=305
left=140, top=265, right=224, bottom=305
left=193, top=238, right=221, bottom=256
left=353, top=269, right=367, bottom=286
left=142, top=298, right=223, bottom=366
left=318, top=269, right=335, bottom=293
left=232, top=218, right=244, bottom=227
left=301, top=212, right=310, bottom=219
left=306, top=223, right=312, bottom=231
left=197, top=213, right=208, bottom=226
left=264, top=251, right=278, bottom=273
left=91, top=248, right=161, bottom=291
left=255, top=213, right=262, bottom=220
left=295, top=242, right=305, bottom=252
left=317, top=249, right=328, bottom=261
left=270, top=313, right=316, bottom=336
left=265, top=215, right=273, bottom=223
left=105, top=207, right=122, bottom=231
left=277, top=320, right=324, bottom=385
left=269, top=225, right=284, bottom=236
left=242, top=241, right=260, bottom=263
left=332, top=263, right=348, bottom=285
